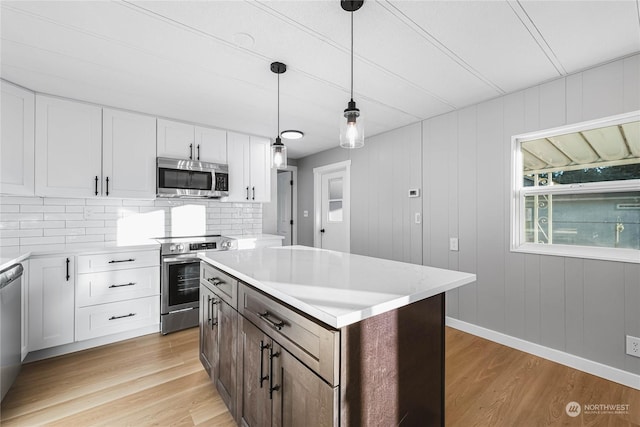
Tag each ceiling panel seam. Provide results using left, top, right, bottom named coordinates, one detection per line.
left=507, top=1, right=566, bottom=76
left=119, top=0, right=424, bottom=122
left=249, top=0, right=457, bottom=111
left=379, top=0, right=505, bottom=96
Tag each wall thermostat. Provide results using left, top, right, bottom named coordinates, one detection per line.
left=408, top=188, right=421, bottom=198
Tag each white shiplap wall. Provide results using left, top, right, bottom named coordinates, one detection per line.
left=423, top=54, right=640, bottom=376
left=0, top=196, right=262, bottom=257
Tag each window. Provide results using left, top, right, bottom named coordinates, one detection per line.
left=511, top=111, right=640, bottom=263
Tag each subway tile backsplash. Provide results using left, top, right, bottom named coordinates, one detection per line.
left=0, top=196, right=262, bottom=255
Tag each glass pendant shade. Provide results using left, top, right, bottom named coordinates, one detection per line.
left=271, top=137, right=287, bottom=169
left=340, top=103, right=364, bottom=149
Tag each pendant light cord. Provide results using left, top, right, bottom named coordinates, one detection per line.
left=277, top=72, right=280, bottom=137
left=350, top=11, right=354, bottom=100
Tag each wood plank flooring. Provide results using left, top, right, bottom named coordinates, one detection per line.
left=2, top=327, right=638, bottom=426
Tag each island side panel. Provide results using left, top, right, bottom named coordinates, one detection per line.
left=340, top=293, right=445, bottom=427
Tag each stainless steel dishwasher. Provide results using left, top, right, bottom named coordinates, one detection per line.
left=1, top=263, right=23, bottom=401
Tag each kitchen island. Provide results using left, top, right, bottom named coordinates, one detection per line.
left=199, top=245, right=476, bottom=427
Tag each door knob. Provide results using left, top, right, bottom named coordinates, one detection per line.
left=320, top=229, right=325, bottom=233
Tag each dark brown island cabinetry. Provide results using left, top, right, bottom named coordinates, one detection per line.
left=199, top=261, right=445, bottom=427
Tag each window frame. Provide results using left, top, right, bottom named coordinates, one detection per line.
left=510, top=110, right=640, bottom=264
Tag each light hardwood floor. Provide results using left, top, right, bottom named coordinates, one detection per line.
left=1, top=327, right=638, bottom=426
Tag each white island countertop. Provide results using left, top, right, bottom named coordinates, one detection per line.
left=199, top=245, right=476, bottom=329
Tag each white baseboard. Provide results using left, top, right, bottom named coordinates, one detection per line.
left=446, top=317, right=640, bottom=391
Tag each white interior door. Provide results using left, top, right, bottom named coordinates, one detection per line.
left=277, top=171, right=292, bottom=245
left=317, top=167, right=350, bottom=253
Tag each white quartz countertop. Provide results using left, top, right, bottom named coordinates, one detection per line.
left=0, top=240, right=160, bottom=272
left=199, top=245, right=476, bottom=329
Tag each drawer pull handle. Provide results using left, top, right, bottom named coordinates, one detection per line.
left=268, top=346, right=280, bottom=399
left=258, top=311, right=285, bottom=331
left=109, top=313, right=136, bottom=320
left=108, top=258, right=135, bottom=264
left=108, top=282, right=136, bottom=288
left=207, top=277, right=224, bottom=287
left=259, top=340, right=269, bottom=388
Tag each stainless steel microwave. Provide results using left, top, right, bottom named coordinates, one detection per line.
left=157, top=157, right=229, bottom=198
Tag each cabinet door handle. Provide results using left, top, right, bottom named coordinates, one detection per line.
left=259, top=340, right=269, bottom=388
left=252, top=186, right=255, bottom=200
left=105, top=177, right=110, bottom=196
left=258, top=311, right=286, bottom=331
left=65, top=257, right=70, bottom=281
left=109, top=313, right=136, bottom=320
left=211, top=297, right=219, bottom=329
left=94, top=176, right=99, bottom=196
left=108, top=258, right=135, bottom=264
left=246, top=186, right=249, bottom=200
left=189, top=143, right=193, bottom=160
left=197, top=144, right=200, bottom=161
left=268, top=346, right=280, bottom=399
left=207, top=295, right=212, bottom=325
left=108, top=282, right=135, bottom=288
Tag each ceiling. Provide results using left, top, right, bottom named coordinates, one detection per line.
left=2, top=1, right=639, bottom=159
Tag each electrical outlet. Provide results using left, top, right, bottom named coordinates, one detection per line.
left=627, top=335, right=640, bottom=358
left=449, top=237, right=459, bottom=252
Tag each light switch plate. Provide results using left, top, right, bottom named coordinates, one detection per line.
left=449, top=238, right=459, bottom=251
left=303, top=210, right=309, bottom=217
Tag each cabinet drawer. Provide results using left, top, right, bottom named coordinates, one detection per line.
left=76, top=296, right=159, bottom=341
left=200, top=263, right=237, bottom=308
left=239, top=283, right=339, bottom=386
left=77, top=266, right=159, bottom=307
left=77, top=250, right=159, bottom=273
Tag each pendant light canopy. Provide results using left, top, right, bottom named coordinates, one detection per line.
left=340, top=0, right=364, bottom=149
left=270, top=61, right=288, bottom=169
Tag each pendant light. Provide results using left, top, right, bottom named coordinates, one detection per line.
left=271, top=61, right=287, bottom=169
left=340, top=0, right=365, bottom=149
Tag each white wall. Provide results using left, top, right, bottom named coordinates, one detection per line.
left=0, top=195, right=262, bottom=258
left=424, top=54, right=640, bottom=376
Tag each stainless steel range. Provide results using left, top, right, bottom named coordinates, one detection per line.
left=157, top=234, right=236, bottom=334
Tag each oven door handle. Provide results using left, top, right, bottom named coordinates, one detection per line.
left=162, top=257, right=198, bottom=263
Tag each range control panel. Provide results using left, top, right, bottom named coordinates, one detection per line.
left=190, top=242, right=218, bottom=251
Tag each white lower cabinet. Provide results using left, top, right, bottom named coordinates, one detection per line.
left=76, top=296, right=159, bottom=341
left=28, top=256, right=75, bottom=352
left=75, top=249, right=160, bottom=341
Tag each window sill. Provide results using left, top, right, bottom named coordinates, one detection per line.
left=512, top=243, right=640, bottom=264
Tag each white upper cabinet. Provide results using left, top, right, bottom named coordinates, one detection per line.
left=157, top=118, right=227, bottom=164
left=103, top=108, right=156, bottom=199
left=157, top=118, right=194, bottom=160
left=35, top=95, right=102, bottom=198
left=249, top=136, right=271, bottom=202
left=227, top=132, right=271, bottom=203
left=1, top=81, right=35, bottom=195
left=195, top=125, right=227, bottom=164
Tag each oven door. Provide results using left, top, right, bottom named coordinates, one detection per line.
left=161, top=255, right=201, bottom=314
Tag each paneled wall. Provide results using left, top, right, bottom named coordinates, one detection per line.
left=296, top=123, right=422, bottom=264
left=423, top=54, right=640, bottom=375
left=0, top=196, right=262, bottom=258
left=296, top=53, right=639, bottom=377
